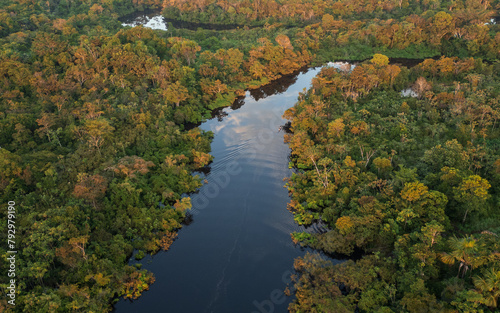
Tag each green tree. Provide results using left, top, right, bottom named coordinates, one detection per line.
left=440, top=236, right=489, bottom=278
left=471, top=268, right=500, bottom=308
left=454, top=175, right=491, bottom=223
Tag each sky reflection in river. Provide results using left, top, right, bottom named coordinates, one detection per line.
left=121, top=14, right=168, bottom=30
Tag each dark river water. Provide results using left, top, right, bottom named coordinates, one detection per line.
left=113, top=65, right=345, bottom=313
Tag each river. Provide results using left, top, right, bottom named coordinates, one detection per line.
left=117, top=12, right=342, bottom=313
left=112, top=61, right=346, bottom=312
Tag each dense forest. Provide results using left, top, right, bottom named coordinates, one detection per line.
left=164, top=0, right=500, bottom=61
left=0, top=0, right=499, bottom=311
left=0, top=0, right=310, bottom=311
left=284, top=55, right=500, bottom=312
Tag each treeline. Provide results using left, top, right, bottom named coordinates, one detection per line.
left=0, top=23, right=213, bottom=313
left=161, top=0, right=499, bottom=26
left=0, top=0, right=162, bottom=29
left=301, top=11, right=500, bottom=62
left=283, top=54, right=500, bottom=312
left=0, top=1, right=311, bottom=311
left=162, top=0, right=500, bottom=61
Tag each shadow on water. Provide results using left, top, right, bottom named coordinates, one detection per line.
left=164, top=18, right=246, bottom=31
left=389, top=57, right=426, bottom=68
left=183, top=66, right=310, bottom=131
left=249, top=68, right=309, bottom=101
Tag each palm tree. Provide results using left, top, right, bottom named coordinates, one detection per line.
left=472, top=268, right=500, bottom=308
left=440, top=236, right=488, bottom=278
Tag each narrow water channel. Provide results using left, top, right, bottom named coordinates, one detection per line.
left=112, top=67, right=331, bottom=313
